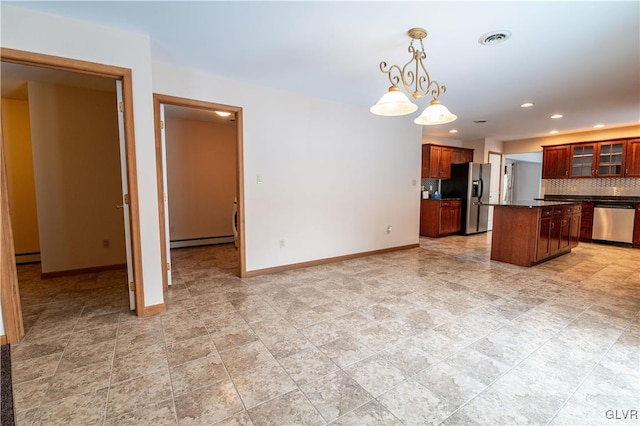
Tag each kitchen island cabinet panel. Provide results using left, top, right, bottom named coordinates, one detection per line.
left=490, top=202, right=580, bottom=267
left=492, top=207, right=539, bottom=266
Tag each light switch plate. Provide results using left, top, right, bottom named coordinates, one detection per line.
left=256, top=174, right=263, bottom=184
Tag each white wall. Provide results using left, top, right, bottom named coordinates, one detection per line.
left=512, top=162, right=542, bottom=201
left=166, top=117, right=237, bottom=242
left=1, top=5, right=163, bottom=306
left=153, top=62, right=422, bottom=272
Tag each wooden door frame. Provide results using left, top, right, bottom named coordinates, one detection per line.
left=1, top=48, right=146, bottom=342
left=152, top=93, right=246, bottom=288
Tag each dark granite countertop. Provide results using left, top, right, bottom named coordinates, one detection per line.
left=421, top=197, right=463, bottom=201
left=543, top=195, right=640, bottom=203
left=482, top=200, right=580, bottom=208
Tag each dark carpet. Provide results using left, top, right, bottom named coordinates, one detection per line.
left=1, top=344, right=15, bottom=426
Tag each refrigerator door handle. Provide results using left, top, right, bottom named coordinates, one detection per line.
left=478, top=178, right=484, bottom=200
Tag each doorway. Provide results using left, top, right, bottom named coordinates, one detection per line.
left=1, top=48, right=145, bottom=343
left=153, top=94, right=246, bottom=290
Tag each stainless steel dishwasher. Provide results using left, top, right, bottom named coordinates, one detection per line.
left=592, top=203, right=635, bottom=244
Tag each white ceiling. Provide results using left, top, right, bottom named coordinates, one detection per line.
left=4, top=1, right=640, bottom=143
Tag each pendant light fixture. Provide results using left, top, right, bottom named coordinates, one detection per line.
left=370, top=27, right=457, bottom=126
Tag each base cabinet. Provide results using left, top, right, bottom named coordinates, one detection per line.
left=536, top=207, right=572, bottom=262
left=571, top=206, right=582, bottom=248
left=420, top=199, right=462, bottom=237
left=491, top=203, right=580, bottom=267
left=579, top=202, right=594, bottom=242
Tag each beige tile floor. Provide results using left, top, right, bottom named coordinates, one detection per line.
left=10, top=234, right=640, bottom=425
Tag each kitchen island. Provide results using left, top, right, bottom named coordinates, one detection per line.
left=486, top=200, right=582, bottom=267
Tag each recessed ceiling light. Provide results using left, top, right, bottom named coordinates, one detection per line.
left=594, top=124, right=605, bottom=129
left=521, top=102, right=534, bottom=108
left=550, top=114, right=563, bottom=119
left=215, top=111, right=232, bottom=117
left=449, top=129, right=458, bottom=133
left=478, top=30, right=512, bottom=46
left=549, top=130, right=559, bottom=135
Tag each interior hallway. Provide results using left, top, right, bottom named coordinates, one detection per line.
left=9, top=237, right=640, bottom=425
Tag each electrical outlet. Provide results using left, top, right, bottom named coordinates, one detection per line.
left=279, top=239, right=285, bottom=248
left=411, top=179, right=417, bottom=186
left=102, top=239, right=110, bottom=248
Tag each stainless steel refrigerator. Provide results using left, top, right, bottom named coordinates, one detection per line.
left=441, top=162, right=492, bottom=235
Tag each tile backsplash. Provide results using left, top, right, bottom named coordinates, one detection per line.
left=542, top=177, right=640, bottom=197
left=420, top=178, right=440, bottom=194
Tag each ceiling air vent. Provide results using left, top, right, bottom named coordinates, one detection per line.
left=478, top=30, right=512, bottom=46
left=474, top=120, right=487, bottom=124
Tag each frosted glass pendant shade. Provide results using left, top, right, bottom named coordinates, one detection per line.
left=370, top=87, right=418, bottom=116
left=413, top=100, right=457, bottom=125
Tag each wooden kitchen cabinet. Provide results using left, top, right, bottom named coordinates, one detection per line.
left=422, top=144, right=453, bottom=179
left=537, top=213, right=555, bottom=260
left=570, top=143, right=597, bottom=177
left=537, top=207, right=568, bottom=261
left=545, top=138, right=636, bottom=179
left=634, top=204, right=640, bottom=249
left=570, top=204, right=582, bottom=247
left=625, top=139, right=640, bottom=177
left=491, top=203, right=580, bottom=267
left=597, top=140, right=626, bottom=177
left=542, top=146, right=570, bottom=178
left=579, top=202, right=594, bottom=242
left=538, top=205, right=581, bottom=261
left=451, top=147, right=474, bottom=164
left=420, top=199, right=462, bottom=237
left=559, top=208, right=572, bottom=252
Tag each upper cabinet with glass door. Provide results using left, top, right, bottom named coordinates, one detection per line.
left=566, top=140, right=627, bottom=178
left=570, top=143, right=596, bottom=177
left=597, top=140, right=626, bottom=177
left=544, top=138, right=637, bottom=179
